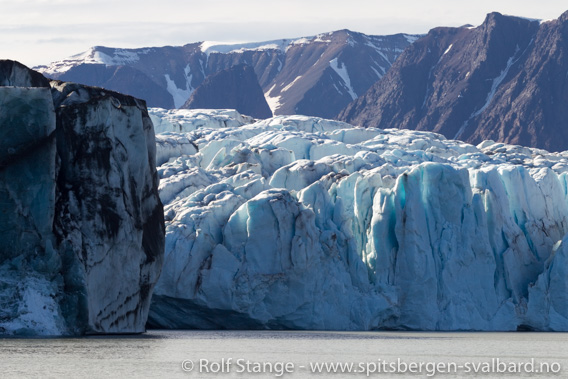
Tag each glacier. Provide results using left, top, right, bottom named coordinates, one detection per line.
left=0, top=60, right=164, bottom=336
left=149, top=107, right=568, bottom=331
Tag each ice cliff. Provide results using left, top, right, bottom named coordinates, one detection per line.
left=149, top=107, right=568, bottom=331
left=0, top=60, right=164, bottom=335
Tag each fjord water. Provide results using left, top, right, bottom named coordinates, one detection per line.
left=2, top=331, right=566, bottom=378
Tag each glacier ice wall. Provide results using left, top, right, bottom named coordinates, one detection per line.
left=0, top=60, right=164, bottom=335
left=0, top=82, right=63, bottom=335
left=149, top=107, right=568, bottom=331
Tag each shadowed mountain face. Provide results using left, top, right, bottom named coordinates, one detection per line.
left=58, top=64, right=175, bottom=108
left=182, top=64, right=272, bottom=119
left=36, top=30, right=418, bottom=118
left=339, top=11, right=568, bottom=152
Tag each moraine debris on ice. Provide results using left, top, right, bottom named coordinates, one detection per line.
left=149, top=107, right=568, bottom=331
left=0, top=60, right=164, bottom=336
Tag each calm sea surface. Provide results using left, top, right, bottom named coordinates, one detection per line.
left=1, top=330, right=566, bottom=378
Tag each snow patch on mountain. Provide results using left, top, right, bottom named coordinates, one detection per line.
left=313, top=33, right=333, bottom=43
left=264, top=84, right=283, bottom=114
left=289, top=37, right=312, bottom=46
left=370, top=65, right=384, bottom=79
left=164, top=65, right=194, bottom=108
left=37, top=47, right=147, bottom=76
left=477, top=47, right=520, bottom=113
left=200, top=39, right=299, bottom=56
left=404, top=34, right=422, bottom=44
left=329, top=58, right=357, bottom=100
left=455, top=45, right=521, bottom=139
left=92, top=48, right=142, bottom=65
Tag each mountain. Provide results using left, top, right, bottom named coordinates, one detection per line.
left=339, top=11, right=568, bottom=152
left=35, top=30, right=419, bottom=118
left=149, top=108, right=568, bottom=331
left=0, top=60, right=164, bottom=335
left=181, top=64, right=272, bottom=119
left=55, top=64, right=174, bottom=108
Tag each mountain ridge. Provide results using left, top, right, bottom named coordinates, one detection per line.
left=338, top=11, right=568, bottom=152
left=35, top=30, right=420, bottom=118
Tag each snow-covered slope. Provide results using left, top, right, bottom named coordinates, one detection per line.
left=149, top=107, right=568, bottom=331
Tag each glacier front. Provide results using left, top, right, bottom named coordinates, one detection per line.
left=0, top=61, right=164, bottom=336
left=149, top=107, right=568, bottom=331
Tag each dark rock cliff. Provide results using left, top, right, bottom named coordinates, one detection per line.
left=339, top=11, right=568, bottom=152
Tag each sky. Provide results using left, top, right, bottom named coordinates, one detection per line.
left=2, top=0, right=567, bottom=68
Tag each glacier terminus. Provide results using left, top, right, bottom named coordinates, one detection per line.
left=148, top=108, right=568, bottom=332
left=3, top=60, right=568, bottom=334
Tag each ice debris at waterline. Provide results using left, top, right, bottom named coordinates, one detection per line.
left=0, top=60, right=164, bottom=336
left=148, top=107, right=568, bottom=331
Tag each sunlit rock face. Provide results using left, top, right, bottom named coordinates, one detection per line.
left=339, top=11, right=568, bottom=152
left=0, top=60, right=164, bottom=336
left=149, top=107, right=568, bottom=331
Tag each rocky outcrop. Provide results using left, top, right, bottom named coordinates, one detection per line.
left=339, top=11, right=568, bottom=152
left=0, top=60, right=164, bottom=335
left=182, top=64, right=272, bottom=119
